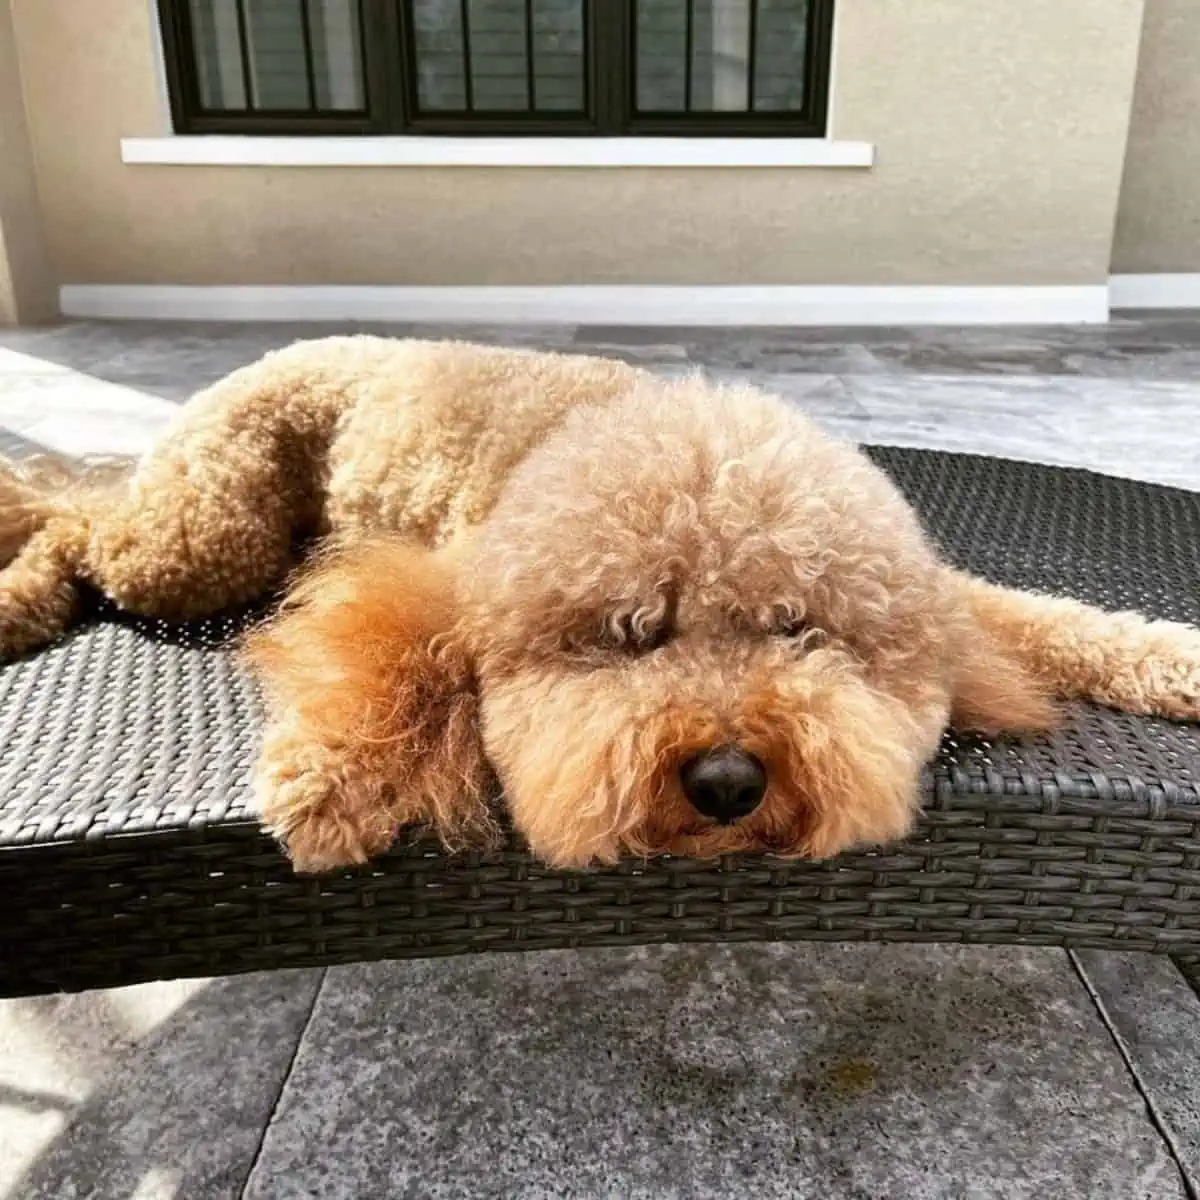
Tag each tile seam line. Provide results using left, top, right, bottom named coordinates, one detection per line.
left=1068, top=950, right=1199, bottom=1200
left=1174, top=958, right=1200, bottom=1007
left=238, top=966, right=329, bottom=1199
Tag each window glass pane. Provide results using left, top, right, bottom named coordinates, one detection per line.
left=245, top=0, right=311, bottom=109
left=311, top=0, right=367, bottom=111
left=466, top=0, right=529, bottom=111
left=752, top=0, right=808, bottom=111
left=635, top=0, right=810, bottom=115
left=635, top=0, right=687, bottom=112
left=188, top=0, right=248, bottom=109
left=176, top=0, right=822, bottom=131
left=411, top=0, right=584, bottom=114
left=411, top=0, right=468, bottom=111
left=531, top=0, right=585, bottom=112
left=187, top=0, right=365, bottom=113
left=690, top=0, right=749, bottom=112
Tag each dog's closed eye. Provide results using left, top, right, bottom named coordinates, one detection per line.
left=604, top=609, right=672, bottom=655
left=759, top=601, right=807, bottom=638
left=559, top=598, right=675, bottom=660
left=768, top=606, right=827, bottom=649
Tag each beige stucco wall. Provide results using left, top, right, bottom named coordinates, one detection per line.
left=1112, top=0, right=1200, bottom=274
left=0, top=0, right=54, bottom=324
left=10, top=0, right=1145, bottom=288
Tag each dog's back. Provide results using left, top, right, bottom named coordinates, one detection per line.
left=0, top=336, right=646, bottom=658
left=322, top=337, right=647, bottom=542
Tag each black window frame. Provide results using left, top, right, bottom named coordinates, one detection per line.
left=158, top=0, right=835, bottom=138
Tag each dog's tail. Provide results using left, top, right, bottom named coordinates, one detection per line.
left=0, top=454, right=132, bottom=659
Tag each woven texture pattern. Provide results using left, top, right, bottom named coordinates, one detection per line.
left=2, top=446, right=1200, bottom=995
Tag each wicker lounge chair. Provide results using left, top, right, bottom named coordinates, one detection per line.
left=2, top=446, right=1199, bottom=998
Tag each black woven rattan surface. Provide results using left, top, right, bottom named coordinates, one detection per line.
left=2, top=446, right=1200, bottom=995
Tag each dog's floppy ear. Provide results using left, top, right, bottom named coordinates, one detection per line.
left=944, top=569, right=1060, bottom=735
left=243, top=537, right=494, bottom=872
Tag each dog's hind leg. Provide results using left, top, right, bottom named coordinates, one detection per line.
left=0, top=520, right=89, bottom=660
left=0, top=455, right=131, bottom=660
left=81, top=362, right=344, bottom=623
left=84, top=449, right=300, bottom=623
left=0, top=344, right=353, bottom=660
left=954, top=571, right=1200, bottom=721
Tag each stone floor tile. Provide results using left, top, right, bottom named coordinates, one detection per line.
left=0, top=970, right=322, bottom=1200
left=1074, top=950, right=1200, bottom=1198
left=243, top=946, right=1184, bottom=1200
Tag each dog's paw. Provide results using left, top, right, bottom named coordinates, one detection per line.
left=0, top=564, right=77, bottom=662
left=1138, top=658, right=1200, bottom=723
left=1101, top=622, right=1200, bottom=722
left=257, top=761, right=398, bottom=874
left=275, top=801, right=397, bottom=875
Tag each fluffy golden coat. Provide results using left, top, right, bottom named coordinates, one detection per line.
left=2, top=336, right=1198, bottom=872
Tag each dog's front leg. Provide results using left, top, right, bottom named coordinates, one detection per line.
left=252, top=728, right=407, bottom=874
left=952, top=570, right=1200, bottom=721
left=243, top=538, right=494, bottom=874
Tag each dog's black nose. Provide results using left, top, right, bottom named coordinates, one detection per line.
left=680, top=746, right=766, bottom=824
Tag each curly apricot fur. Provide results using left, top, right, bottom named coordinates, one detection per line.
left=2, top=336, right=1197, bottom=872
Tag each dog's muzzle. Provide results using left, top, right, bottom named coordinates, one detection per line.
left=680, top=745, right=766, bottom=824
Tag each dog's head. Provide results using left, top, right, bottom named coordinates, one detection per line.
left=458, top=379, right=1053, bottom=867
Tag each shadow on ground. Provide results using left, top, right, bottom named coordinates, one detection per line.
left=5, top=970, right=321, bottom=1200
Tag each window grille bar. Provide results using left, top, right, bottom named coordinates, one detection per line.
left=299, top=0, right=319, bottom=111
left=684, top=0, right=695, bottom=111
left=460, top=0, right=475, bottom=111
left=233, top=0, right=255, bottom=109
left=354, top=0, right=370, bottom=112
left=524, top=0, right=537, bottom=111
left=747, top=0, right=758, bottom=111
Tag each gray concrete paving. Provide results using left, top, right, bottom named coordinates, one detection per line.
left=1, top=316, right=1199, bottom=488
left=0, top=971, right=322, bottom=1199
left=3, top=316, right=1200, bottom=1199
left=243, top=946, right=1185, bottom=1200
left=1075, top=950, right=1200, bottom=1198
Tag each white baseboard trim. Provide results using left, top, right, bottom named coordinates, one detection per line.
left=1109, top=273, right=1200, bottom=310
left=59, top=284, right=1110, bottom=327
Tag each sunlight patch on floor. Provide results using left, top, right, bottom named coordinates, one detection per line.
left=0, top=348, right=174, bottom=458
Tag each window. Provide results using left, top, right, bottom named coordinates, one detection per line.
left=157, top=1, right=835, bottom=137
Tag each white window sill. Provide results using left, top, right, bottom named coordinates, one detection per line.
left=120, top=135, right=875, bottom=169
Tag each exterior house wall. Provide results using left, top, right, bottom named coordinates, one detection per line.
left=0, top=0, right=54, bottom=325
left=9, top=0, right=1145, bottom=290
left=1112, top=0, right=1200, bottom=274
